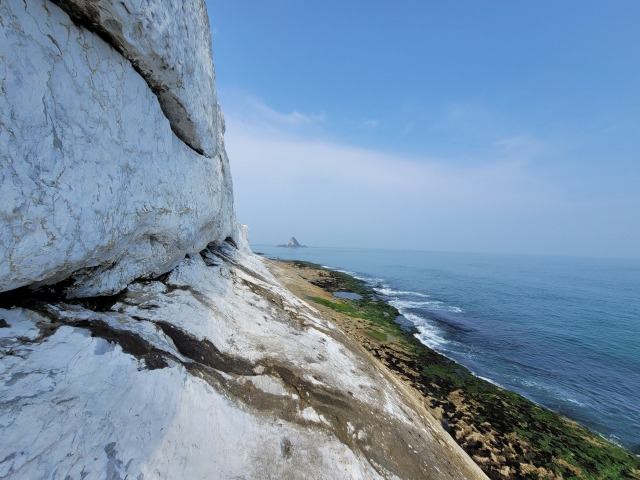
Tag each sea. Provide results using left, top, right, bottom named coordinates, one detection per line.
left=254, top=245, right=640, bottom=455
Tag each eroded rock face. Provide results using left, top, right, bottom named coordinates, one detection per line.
left=50, top=0, right=220, bottom=157
left=0, top=0, right=238, bottom=297
left=0, top=245, right=486, bottom=479
left=0, top=2, right=487, bottom=477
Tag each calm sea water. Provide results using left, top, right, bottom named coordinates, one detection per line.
left=255, top=245, right=640, bottom=454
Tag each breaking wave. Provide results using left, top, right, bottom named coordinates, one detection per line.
left=403, top=313, right=449, bottom=349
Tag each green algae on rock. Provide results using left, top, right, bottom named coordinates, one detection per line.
left=283, top=260, right=640, bottom=480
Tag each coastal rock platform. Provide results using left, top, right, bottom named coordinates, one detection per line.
left=0, top=244, right=486, bottom=479
left=267, top=259, right=640, bottom=480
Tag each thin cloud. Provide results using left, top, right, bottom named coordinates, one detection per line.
left=363, top=119, right=381, bottom=128
left=493, top=134, right=545, bottom=158
left=224, top=99, right=557, bottom=209
left=220, top=88, right=325, bottom=134
left=221, top=95, right=639, bottom=257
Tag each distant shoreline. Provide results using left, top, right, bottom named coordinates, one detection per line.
left=266, top=257, right=640, bottom=479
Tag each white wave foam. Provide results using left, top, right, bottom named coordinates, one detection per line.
left=565, top=397, right=586, bottom=407
left=401, top=312, right=448, bottom=349
left=603, top=434, right=625, bottom=450
left=521, top=380, right=587, bottom=407
left=374, top=287, right=430, bottom=298
left=420, top=300, right=462, bottom=313
left=444, top=305, right=463, bottom=313
left=322, top=265, right=351, bottom=275
left=373, top=286, right=463, bottom=313
left=402, top=312, right=428, bottom=325
left=390, top=298, right=463, bottom=314
left=389, top=299, right=432, bottom=309
left=323, top=266, right=382, bottom=284
left=476, top=375, right=504, bottom=388
left=413, top=324, right=449, bottom=349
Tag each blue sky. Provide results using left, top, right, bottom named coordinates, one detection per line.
left=206, top=1, right=640, bottom=258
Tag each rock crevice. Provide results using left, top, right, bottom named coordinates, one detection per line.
left=50, top=0, right=221, bottom=158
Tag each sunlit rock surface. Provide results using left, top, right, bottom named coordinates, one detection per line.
left=50, top=0, right=221, bottom=157
left=0, top=0, right=487, bottom=478
left=0, top=245, right=486, bottom=479
left=0, top=0, right=237, bottom=297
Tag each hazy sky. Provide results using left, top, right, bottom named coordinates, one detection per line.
left=206, top=1, right=640, bottom=258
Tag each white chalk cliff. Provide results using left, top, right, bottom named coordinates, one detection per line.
left=0, top=0, right=239, bottom=297
left=0, top=1, right=486, bottom=478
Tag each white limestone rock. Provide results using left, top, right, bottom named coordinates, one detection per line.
left=0, top=0, right=238, bottom=297
left=50, top=0, right=221, bottom=157
left=0, top=245, right=487, bottom=479
left=0, top=2, right=487, bottom=477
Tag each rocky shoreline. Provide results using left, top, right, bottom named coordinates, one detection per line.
left=0, top=246, right=488, bottom=479
left=266, top=258, right=640, bottom=480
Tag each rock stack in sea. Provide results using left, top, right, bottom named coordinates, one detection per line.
left=278, top=236, right=307, bottom=247
left=0, top=1, right=485, bottom=478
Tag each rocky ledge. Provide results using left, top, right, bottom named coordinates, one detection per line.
left=0, top=243, right=486, bottom=479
